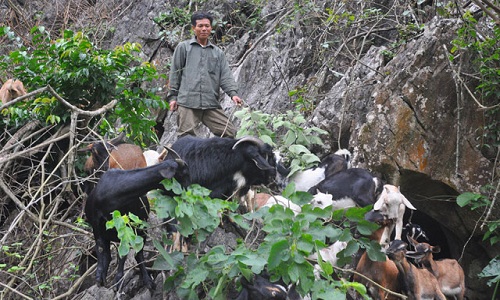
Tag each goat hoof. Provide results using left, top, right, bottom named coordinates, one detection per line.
left=96, top=277, right=105, bottom=287
left=144, top=278, right=156, bottom=290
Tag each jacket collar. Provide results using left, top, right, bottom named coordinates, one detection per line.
left=189, top=36, right=214, bottom=48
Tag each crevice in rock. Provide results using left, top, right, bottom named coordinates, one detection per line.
left=401, top=93, right=427, bottom=132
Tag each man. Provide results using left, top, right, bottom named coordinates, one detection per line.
left=166, top=11, right=243, bottom=138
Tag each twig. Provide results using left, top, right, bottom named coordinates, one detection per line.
left=0, top=120, right=43, bottom=155
left=46, top=85, right=118, bottom=116
left=443, top=45, right=500, bottom=110
left=0, top=131, right=70, bottom=165
left=0, top=280, right=33, bottom=300
left=51, top=263, right=97, bottom=300
left=481, top=172, right=500, bottom=230
left=471, top=0, right=500, bottom=25
left=452, top=46, right=463, bottom=176
left=0, top=85, right=118, bottom=116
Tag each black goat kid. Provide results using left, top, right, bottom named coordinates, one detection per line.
left=85, top=158, right=187, bottom=289
left=308, top=168, right=383, bottom=207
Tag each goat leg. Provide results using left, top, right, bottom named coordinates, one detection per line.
left=114, top=255, right=127, bottom=288
left=95, top=237, right=111, bottom=286
left=135, top=249, right=156, bottom=290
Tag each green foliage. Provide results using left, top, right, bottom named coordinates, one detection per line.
left=450, top=12, right=500, bottom=153
left=457, top=188, right=499, bottom=246
left=234, top=108, right=327, bottom=177
left=479, top=256, right=500, bottom=287
left=154, top=7, right=191, bottom=44
left=147, top=180, right=378, bottom=299
left=105, top=211, right=148, bottom=258
left=289, top=86, right=315, bottom=113
left=457, top=189, right=499, bottom=299
left=0, top=26, right=166, bottom=144
left=452, top=13, right=500, bottom=98
left=149, top=179, right=239, bottom=243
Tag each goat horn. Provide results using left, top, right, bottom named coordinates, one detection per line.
left=158, top=148, right=168, bottom=160
left=232, top=136, right=264, bottom=150
left=163, top=145, right=187, bottom=167
left=174, top=158, right=186, bottom=167
left=109, top=131, right=126, bottom=145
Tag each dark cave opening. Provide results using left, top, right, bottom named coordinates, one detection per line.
left=402, top=209, right=451, bottom=259
left=397, top=169, right=463, bottom=260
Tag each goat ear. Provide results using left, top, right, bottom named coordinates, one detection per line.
left=405, top=250, right=425, bottom=260
left=159, top=166, right=177, bottom=179
left=251, top=157, right=274, bottom=170
left=407, top=235, right=419, bottom=247
left=431, top=245, right=441, bottom=254
left=402, top=195, right=416, bottom=210
left=77, top=144, right=93, bottom=153
left=373, top=197, right=384, bottom=210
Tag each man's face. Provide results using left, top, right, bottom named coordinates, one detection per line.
left=193, top=18, right=212, bottom=40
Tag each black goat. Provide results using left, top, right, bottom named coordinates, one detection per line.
left=288, top=149, right=351, bottom=192
left=85, top=158, right=187, bottom=289
left=308, top=168, right=383, bottom=207
left=235, top=275, right=288, bottom=300
left=403, top=222, right=429, bottom=254
left=167, top=136, right=284, bottom=199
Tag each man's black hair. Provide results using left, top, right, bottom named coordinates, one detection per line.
left=191, top=11, right=213, bottom=26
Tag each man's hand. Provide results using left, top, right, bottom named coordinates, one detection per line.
left=232, top=95, right=243, bottom=106
left=169, top=100, right=178, bottom=111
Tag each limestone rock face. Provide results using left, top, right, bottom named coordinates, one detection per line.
left=1, top=1, right=498, bottom=299
left=359, top=19, right=492, bottom=192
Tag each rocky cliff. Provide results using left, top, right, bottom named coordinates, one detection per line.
left=1, top=0, right=498, bottom=299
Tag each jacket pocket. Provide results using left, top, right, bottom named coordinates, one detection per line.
left=208, top=58, right=219, bottom=74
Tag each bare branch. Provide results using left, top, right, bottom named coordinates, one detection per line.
left=471, top=0, right=500, bottom=25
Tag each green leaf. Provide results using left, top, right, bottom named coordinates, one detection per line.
left=366, top=241, right=386, bottom=262
left=478, top=256, right=500, bottom=287
left=288, top=144, right=309, bottom=155
left=118, top=242, right=130, bottom=257
left=268, top=240, right=289, bottom=270
left=288, top=263, right=300, bottom=282
left=343, top=240, right=360, bottom=256
left=456, top=192, right=481, bottom=207
left=302, top=153, right=320, bottom=164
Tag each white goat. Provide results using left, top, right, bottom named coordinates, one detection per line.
left=242, top=190, right=302, bottom=215
left=262, top=194, right=302, bottom=216
left=308, top=241, right=348, bottom=269
left=309, top=191, right=357, bottom=210
left=374, top=184, right=416, bottom=247
left=143, top=149, right=167, bottom=166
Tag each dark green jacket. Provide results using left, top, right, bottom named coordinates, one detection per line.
left=167, top=37, right=239, bottom=109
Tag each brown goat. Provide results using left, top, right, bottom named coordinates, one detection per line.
left=80, top=133, right=147, bottom=194
left=83, top=143, right=147, bottom=173
left=81, top=133, right=146, bottom=175
left=407, top=237, right=466, bottom=300
left=353, top=210, right=401, bottom=300
left=386, top=240, right=447, bottom=300
left=0, top=79, right=27, bottom=105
